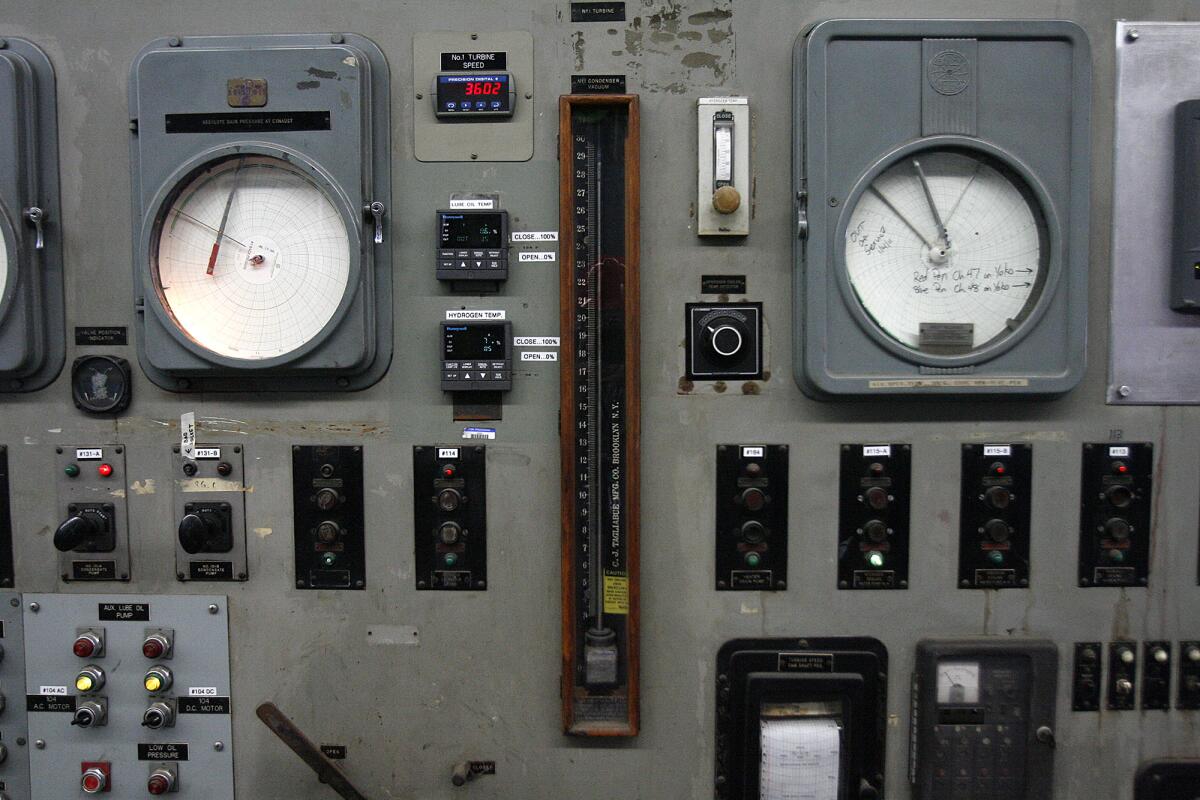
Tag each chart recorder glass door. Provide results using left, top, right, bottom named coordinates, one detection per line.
left=716, top=638, right=887, bottom=800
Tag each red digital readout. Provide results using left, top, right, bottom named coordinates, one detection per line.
left=464, top=82, right=503, bottom=96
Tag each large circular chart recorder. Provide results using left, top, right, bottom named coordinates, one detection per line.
left=152, top=155, right=352, bottom=361
left=843, top=149, right=1048, bottom=356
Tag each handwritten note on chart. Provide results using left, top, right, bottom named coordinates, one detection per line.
left=759, top=717, right=841, bottom=800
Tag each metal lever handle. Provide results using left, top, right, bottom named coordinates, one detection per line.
left=23, top=206, right=45, bottom=250
left=256, top=702, right=370, bottom=800
left=365, top=201, right=386, bottom=245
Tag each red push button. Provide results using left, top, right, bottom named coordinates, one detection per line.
left=80, top=764, right=108, bottom=794
left=73, top=631, right=102, bottom=659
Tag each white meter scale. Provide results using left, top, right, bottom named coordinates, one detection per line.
left=843, top=150, right=1047, bottom=355
left=152, top=155, right=351, bottom=361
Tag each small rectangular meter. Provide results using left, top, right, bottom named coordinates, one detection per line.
left=434, top=73, right=515, bottom=118
left=437, top=210, right=509, bottom=282
left=441, top=321, right=513, bottom=392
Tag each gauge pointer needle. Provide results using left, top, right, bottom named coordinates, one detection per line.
left=913, top=159, right=949, bottom=246
left=869, top=187, right=935, bottom=249
left=206, top=158, right=246, bottom=276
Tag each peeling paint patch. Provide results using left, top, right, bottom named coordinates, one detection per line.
left=342, top=55, right=357, bottom=68
left=46, top=428, right=62, bottom=434
left=108, top=489, right=126, bottom=498
left=129, top=480, right=156, bottom=496
left=571, top=31, right=586, bottom=71
left=296, top=80, right=320, bottom=90
left=615, top=0, right=734, bottom=92
left=307, top=67, right=337, bottom=79
left=253, top=527, right=273, bottom=539
left=739, top=601, right=761, bottom=615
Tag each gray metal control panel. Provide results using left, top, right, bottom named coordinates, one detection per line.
left=23, top=593, right=232, bottom=798
left=53, top=446, right=130, bottom=583
left=0, top=593, right=29, bottom=800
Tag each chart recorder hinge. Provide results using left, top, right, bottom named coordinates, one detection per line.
left=796, top=188, right=808, bottom=240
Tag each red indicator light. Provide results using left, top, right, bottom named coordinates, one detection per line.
left=442, top=465, right=456, bottom=478
left=97, top=463, right=113, bottom=478
left=143, top=638, right=165, bottom=660
left=73, top=634, right=98, bottom=658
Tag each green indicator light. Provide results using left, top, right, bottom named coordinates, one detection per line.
left=64, top=464, right=80, bottom=478
left=744, top=552, right=761, bottom=568
left=444, top=552, right=458, bottom=567
left=867, top=551, right=885, bottom=568
left=321, top=552, right=337, bottom=567
left=1107, top=548, right=1125, bottom=563
left=988, top=551, right=1005, bottom=566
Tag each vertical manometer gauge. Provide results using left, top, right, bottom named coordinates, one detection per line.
left=795, top=20, right=1091, bottom=396
left=129, top=34, right=392, bottom=392
left=559, top=94, right=641, bottom=737
left=0, top=38, right=65, bottom=392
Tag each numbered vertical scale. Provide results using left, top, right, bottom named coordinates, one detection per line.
left=559, top=94, right=641, bottom=736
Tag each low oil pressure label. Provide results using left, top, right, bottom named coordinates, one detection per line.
left=139, top=743, right=190, bottom=761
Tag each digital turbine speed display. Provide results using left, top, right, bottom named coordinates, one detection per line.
left=434, top=73, right=514, bottom=118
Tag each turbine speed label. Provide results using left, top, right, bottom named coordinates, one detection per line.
left=844, top=150, right=1045, bottom=354
left=153, top=155, right=351, bottom=361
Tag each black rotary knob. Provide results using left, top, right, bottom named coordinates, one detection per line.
left=1104, top=517, right=1132, bottom=541
left=1105, top=484, right=1134, bottom=509
left=178, top=512, right=220, bottom=554
left=863, top=519, right=888, bottom=543
left=984, top=518, right=1011, bottom=543
left=984, top=486, right=1012, bottom=510
left=864, top=486, right=889, bottom=511
left=54, top=513, right=100, bottom=552
left=740, top=520, right=767, bottom=543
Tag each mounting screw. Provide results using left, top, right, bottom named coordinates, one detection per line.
left=208, top=604, right=219, bottom=614
left=0, top=39, right=8, bottom=49
left=470, top=153, right=479, bottom=160
left=28, top=602, right=39, bottom=613
left=214, top=741, right=225, bottom=751
left=1126, top=29, right=1140, bottom=42
left=828, top=197, right=839, bottom=207
left=1118, top=385, right=1132, bottom=398
left=470, top=33, right=479, bottom=40
left=8, top=598, right=16, bottom=607
left=168, top=36, right=182, bottom=47
left=355, top=580, right=364, bottom=588
left=524, top=91, right=533, bottom=99
left=331, top=33, right=345, bottom=44
left=34, top=739, right=44, bottom=749
left=176, top=573, right=186, bottom=581
left=296, top=580, right=305, bottom=588
left=417, top=580, right=427, bottom=588
left=961, top=579, right=970, bottom=588
left=416, top=92, right=423, bottom=99
left=15, top=737, right=25, bottom=746
left=238, top=572, right=247, bottom=580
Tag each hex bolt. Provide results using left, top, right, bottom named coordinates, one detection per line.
left=34, top=740, right=44, bottom=749
left=208, top=604, right=219, bottom=614
left=1126, top=29, right=1140, bottom=42
left=28, top=602, right=38, bottom=613
left=214, top=741, right=224, bottom=751
left=1118, top=385, right=1132, bottom=398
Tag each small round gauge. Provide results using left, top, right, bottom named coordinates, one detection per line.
left=71, top=355, right=132, bottom=414
left=936, top=661, right=981, bottom=705
left=151, top=154, right=352, bottom=361
left=843, top=148, right=1048, bottom=356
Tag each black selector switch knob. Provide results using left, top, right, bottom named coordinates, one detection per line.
left=439, top=522, right=463, bottom=545
left=54, top=513, right=101, bottom=552
left=177, top=503, right=233, bottom=553
left=705, top=320, right=746, bottom=360
left=315, top=488, right=340, bottom=511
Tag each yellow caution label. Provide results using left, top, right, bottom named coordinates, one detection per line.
left=603, top=574, right=629, bottom=615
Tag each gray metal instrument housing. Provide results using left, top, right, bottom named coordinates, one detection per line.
left=793, top=19, right=1091, bottom=396
left=128, top=33, right=393, bottom=392
left=23, top=593, right=232, bottom=800
left=0, top=37, right=64, bottom=393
